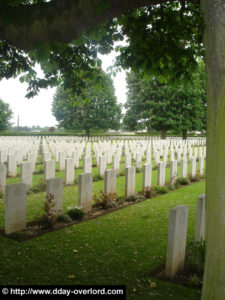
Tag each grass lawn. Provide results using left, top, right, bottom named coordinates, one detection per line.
left=0, top=180, right=205, bottom=299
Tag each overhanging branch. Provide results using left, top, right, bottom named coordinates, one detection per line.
left=0, top=0, right=200, bottom=50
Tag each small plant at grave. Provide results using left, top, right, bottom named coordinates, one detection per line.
left=37, top=178, right=46, bottom=192
left=57, top=213, right=72, bottom=223
left=39, top=178, right=46, bottom=191
left=189, top=171, right=201, bottom=182
left=29, top=178, right=46, bottom=193
left=125, top=195, right=137, bottom=202
left=93, top=190, right=117, bottom=209
left=93, top=174, right=102, bottom=181
left=154, top=185, right=169, bottom=194
left=0, top=191, right=4, bottom=199
left=177, top=177, right=189, bottom=186
left=174, top=181, right=180, bottom=190
left=34, top=165, right=44, bottom=175
left=167, top=184, right=176, bottom=191
left=117, top=198, right=125, bottom=206
left=43, top=193, right=61, bottom=227
left=189, top=175, right=200, bottom=182
left=67, top=206, right=85, bottom=220
left=199, top=173, right=206, bottom=180
left=136, top=167, right=141, bottom=173
left=143, top=186, right=152, bottom=199
left=188, top=274, right=202, bottom=287
left=119, top=169, right=125, bottom=177
left=166, top=162, right=171, bottom=168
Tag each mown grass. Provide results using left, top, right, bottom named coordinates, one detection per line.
left=0, top=180, right=205, bottom=299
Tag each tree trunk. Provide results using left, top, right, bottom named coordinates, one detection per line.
left=201, top=1, right=225, bottom=299
left=161, top=130, right=166, bottom=139
left=182, top=129, right=187, bottom=140
left=85, top=128, right=90, bottom=137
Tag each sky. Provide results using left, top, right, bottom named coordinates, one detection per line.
left=0, top=51, right=127, bottom=128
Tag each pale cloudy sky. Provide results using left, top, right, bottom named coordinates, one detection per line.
left=0, top=51, right=127, bottom=128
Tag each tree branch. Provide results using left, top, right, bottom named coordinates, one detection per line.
left=0, top=0, right=200, bottom=50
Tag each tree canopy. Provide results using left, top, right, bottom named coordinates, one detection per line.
left=0, top=98, right=13, bottom=131
left=0, top=0, right=203, bottom=98
left=123, top=62, right=206, bottom=138
left=52, top=71, right=122, bottom=136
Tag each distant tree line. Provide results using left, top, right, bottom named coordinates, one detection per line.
left=123, top=62, right=206, bottom=139
left=51, top=65, right=206, bottom=139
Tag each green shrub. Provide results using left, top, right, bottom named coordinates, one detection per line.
left=93, top=174, right=102, bottom=181
left=119, top=170, right=125, bottom=177
left=29, top=178, right=46, bottom=193
left=177, top=177, right=189, bottom=185
left=167, top=184, right=176, bottom=191
left=117, top=198, right=125, bottom=205
left=57, top=213, right=72, bottom=224
left=125, top=195, right=137, bottom=202
left=188, top=275, right=202, bottom=287
left=154, top=186, right=169, bottom=194
left=190, top=176, right=200, bottom=182
left=67, top=206, right=85, bottom=220
left=189, top=172, right=201, bottom=182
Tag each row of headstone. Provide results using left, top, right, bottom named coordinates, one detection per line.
left=0, top=161, right=34, bottom=192
left=0, top=151, right=205, bottom=194
left=44, top=136, right=206, bottom=169
left=0, top=142, right=40, bottom=178
left=3, top=152, right=206, bottom=236
left=1, top=164, right=137, bottom=234
left=45, top=135, right=206, bottom=143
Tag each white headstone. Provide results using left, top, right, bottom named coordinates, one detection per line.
left=5, top=183, right=26, bottom=235
left=0, top=164, right=6, bottom=193
left=78, top=173, right=93, bottom=212
left=199, top=156, right=204, bottom=175
left=125, top=166, right=136, bottom=197
left=59, top=151, right=66, bottom=171
left=170, top=160, right=177, bottom=184
left=104, top=169, right=117, bottom=195
left=195, top=194, right=206, bottom=241
left=83, top=156, right=92, bottom=173
left=44, top=160, right=55, bottom=181
left=165, top=205, right=189, bottom=277
left=65, top=158, right=74, bottom=185
left=125, top=153, right=131, bottom=168
left=157, top=162, right=166, bottom=186
left=8, top=154, right=17, bottom=177
left=180, top=158, right=187, bottom=178
left=21, top=162, right=33, bottom=188
left=190, top=157, right=196, bottom=177
left=99, top=155, right=106, bottom=178
left=143, top=163, right=152, bottom=190
left=46, top=177, right=63, bottom=214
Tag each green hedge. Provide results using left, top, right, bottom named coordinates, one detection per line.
left=0, top=131, right=206, bottom=138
